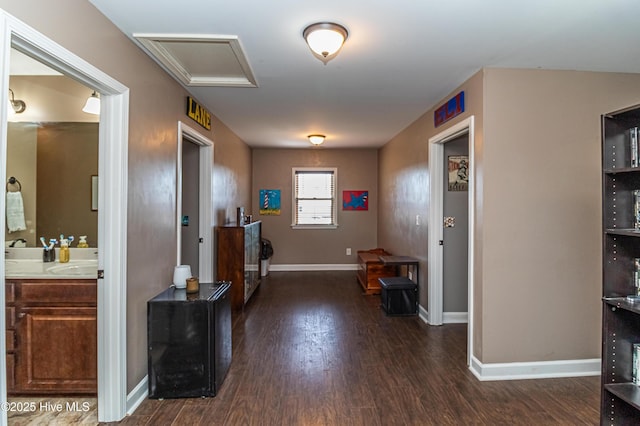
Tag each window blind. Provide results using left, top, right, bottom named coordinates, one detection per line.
left=294, top=170, right=335, bottom=225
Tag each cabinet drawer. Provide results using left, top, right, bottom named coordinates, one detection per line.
left=6, top=353, right=15, bottom=391
left=5, top=307, right=15, bottom=328
left=5, top=282, right=15, bottom=303
left=6, top=329, right=15, bottom=351
left=19, top=281, right=96, bottom=305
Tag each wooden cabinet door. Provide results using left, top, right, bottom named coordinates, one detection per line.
left=15, top=306, right=97, bottom=393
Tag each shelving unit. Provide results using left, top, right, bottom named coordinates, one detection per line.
left=601, top=104, right=640, bottom=424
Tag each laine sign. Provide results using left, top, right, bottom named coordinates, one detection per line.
left=434, top=91, right=465, bottom=128
left=186, top=96, right=211, bottom=130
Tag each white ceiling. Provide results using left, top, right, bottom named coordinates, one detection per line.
left=88, top=0, right=640, bottom=149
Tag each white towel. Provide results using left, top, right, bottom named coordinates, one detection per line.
left=6, top=191, right=26, bottom=233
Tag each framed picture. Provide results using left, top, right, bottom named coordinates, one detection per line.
left=343, top=190, right=368, bottom=211
left=91, top=175, right=98, bottom=210
left=448, top=156, right=468, bottom=191
left=259, top=189, right=281, bottom=215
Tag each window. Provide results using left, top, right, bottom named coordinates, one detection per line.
left=292, top=167, right=337, bottom=228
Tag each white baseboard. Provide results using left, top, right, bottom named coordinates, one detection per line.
left=126, top=375, right=148, bottom=416
left=417, top=307, right=468, bottom=325
left=470, top=356, right=601, bottom=381
left=269, top=264, right=358, bottom=271
left=418, top=304, right=429, bottom=324
left=443, top=312, right=468, bottom=323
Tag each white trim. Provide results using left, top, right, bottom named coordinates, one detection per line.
left=126, top=375, right=148, bottom=416
left=176, top=122, right=214, bottom=282
left=443, top=312, right=469, bottom=323
left=418, top=304, right=429, bottom=325
left=469, top=356, right=601, bottom=381
left=0, top=9, right=129, bottom=423
left=133, top=34, right=257, bottom=88
left=269, top=263, right=358, bottom=272
left=427, top=116, right=475, bottom=369
left=291, top=167, right=338, bottom=227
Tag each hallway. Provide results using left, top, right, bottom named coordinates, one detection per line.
left=111, top=271, right=599, bottom=425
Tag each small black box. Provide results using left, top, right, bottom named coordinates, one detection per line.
left=378, top=277, right=418, bottom=316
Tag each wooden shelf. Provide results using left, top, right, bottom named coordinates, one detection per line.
left=604, top=383, right=640, bottom=411
left=605, top=229, right=640, bottom=238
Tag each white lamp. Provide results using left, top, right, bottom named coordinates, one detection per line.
left=82, top=91, right=100, bottom=115
left=308, top=134, right=326, bottom=146
left=303, top=22, right=348, bottom=64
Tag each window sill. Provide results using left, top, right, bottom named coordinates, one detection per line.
left=291, top=224, right=338, bottom=230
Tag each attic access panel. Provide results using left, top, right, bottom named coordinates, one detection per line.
left=134, top=34, right=257, bottom=87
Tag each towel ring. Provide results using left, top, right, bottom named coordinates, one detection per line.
left=6, top=177, right=21, bottom=192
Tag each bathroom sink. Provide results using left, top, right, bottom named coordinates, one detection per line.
left=46, top=263, right=97, bottom=276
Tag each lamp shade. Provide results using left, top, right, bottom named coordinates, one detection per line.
left=303, top=22, right=348, bottom=61
left=82, top=91, right=100, bottom=115
left=308, top=134, right=326, bottom=145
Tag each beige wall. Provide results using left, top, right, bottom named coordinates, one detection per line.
left=378, top=70, right=484, bottom=324
left=5, top=123, right=36, bottom=246
left=37, top=123, right=98, bottom=246
left=481, top=68, right=640, bottom=363
left=380, top=67, right=640, bottom=365
left=252, top=148, right=378, bottom=265
left=0, top=0, right=252, bottom=392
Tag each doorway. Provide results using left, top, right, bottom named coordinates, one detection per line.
left=0, top=11, right=129, bottom=424
left=176, top=122, right=213, bottom=282
left=442, top=135, right=469, bottom=322
left=428, top=116, right=475, bottom=366
left=181, top=138, right=200, bottom=274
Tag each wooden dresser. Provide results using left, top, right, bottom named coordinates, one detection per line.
left=356, top=248, right=397, bottom=295
left=216, top=221, right=261, bottom=310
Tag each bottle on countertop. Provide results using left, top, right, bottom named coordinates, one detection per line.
left=59, top=239, right=70, bottom=263
left=77, top=236, right=89, bottom=248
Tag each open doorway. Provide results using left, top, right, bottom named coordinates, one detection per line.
left=0, top=11, right=129, bottom=423
left=428, top=116, right=475, bottom=366
left=176, top=122, right=213, bottom=282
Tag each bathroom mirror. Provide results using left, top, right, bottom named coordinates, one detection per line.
left=5, top=48, right=98, bottom=248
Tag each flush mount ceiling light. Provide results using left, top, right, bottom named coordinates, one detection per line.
left=303, top=22, right=348, bottom=64
left=308, top=134, right=326, bottom=146
left=82, top=91, right=100, bottom=115
left=8, top=89, right=26, bottom=115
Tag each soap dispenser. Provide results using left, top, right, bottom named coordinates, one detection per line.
left=59, top=239, right=70, bottom=263
left=77, top=236, right=89, bottom=248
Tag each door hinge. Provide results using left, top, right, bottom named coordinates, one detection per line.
left=97, top=269, right=104, bottom=279
left=199, top=237, right=204, bottom=243
left=439, top=240, right=444, bottom=246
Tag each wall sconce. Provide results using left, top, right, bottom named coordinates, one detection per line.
left=8, top=89, right=26, bottom=115
left=303, top=22, right=348, bottom=64
left=308, top=134, right=326, bottom=146
left=82, top=91, right=100, bottom=115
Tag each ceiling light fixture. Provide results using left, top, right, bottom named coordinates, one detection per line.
left=8, top=89, right=26, bottom=115
left=82, top=91, right=101, bottom=115
left=308, top=134, right=326, bottom=146
left=303, top=22, right=348, bottom=64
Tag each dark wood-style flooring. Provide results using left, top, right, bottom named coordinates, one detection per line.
left=108, top=271, right=599, bottom=425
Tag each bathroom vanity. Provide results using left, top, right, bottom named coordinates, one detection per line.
left=4, top=249, right=98, bottom=394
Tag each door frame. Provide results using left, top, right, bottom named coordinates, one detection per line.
left=176, top=121, right=213, bottom=282
left=427, top=116, right=475, bottom=366
left=0, top=10, right=129, bottom=423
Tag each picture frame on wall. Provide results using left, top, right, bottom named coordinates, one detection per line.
left=343, top=190, right=368, bottom=211
left=448, top=156, right=468, bottom=191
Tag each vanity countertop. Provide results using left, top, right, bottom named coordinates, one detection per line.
left=5, top=248, right=98, bottom=279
